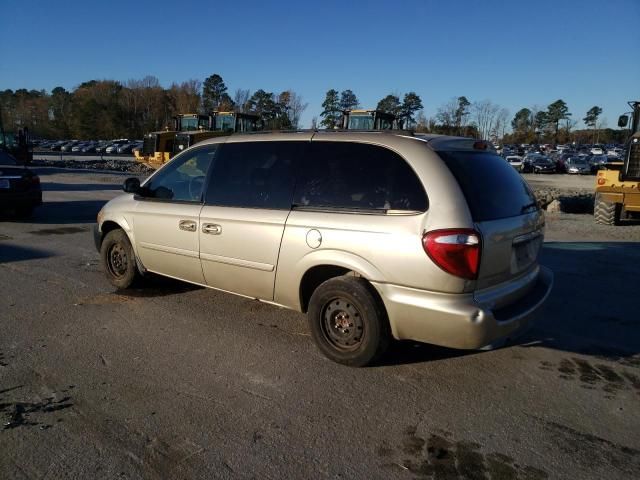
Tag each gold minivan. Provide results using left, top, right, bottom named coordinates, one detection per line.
left=94, top=131, right=553, bottom=366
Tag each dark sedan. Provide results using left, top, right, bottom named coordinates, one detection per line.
left=0, top=150, right=42, bottom=217
left=531, top=158, right=556, bottom=174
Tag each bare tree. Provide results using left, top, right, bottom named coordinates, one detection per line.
left=233, top=88, right=251, bottom=112
left=435, top=97, right=458, bottom=130
left=492, top=108, right=510, bottom=141
left=285, top=90, right=308, bottom=129
left=473, top=100, right=500, bottom=140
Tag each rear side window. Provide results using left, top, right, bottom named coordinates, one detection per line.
left=294, top=142, right=427, bottom=212
left=437, top=151, right=538, bottom=221
left=205, top=141, right=301, bottom=209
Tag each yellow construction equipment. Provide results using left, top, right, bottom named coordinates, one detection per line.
left=594, top=101, right=640, bottom=225
left=134, top=114, right=212, bottom=168
left=340, top=109, right=397, bottom=130
left=172, top=112, right=261, bottom=155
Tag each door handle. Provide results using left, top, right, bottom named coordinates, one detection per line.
left=202, top=223, right=222, bottom=235
left=178, top=220, right=197, bottom=232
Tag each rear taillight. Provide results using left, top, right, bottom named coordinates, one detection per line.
left=422, top=229, right=481, bottom=280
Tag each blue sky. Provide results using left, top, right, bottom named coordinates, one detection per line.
left=2, top=0, right=639, bottom=129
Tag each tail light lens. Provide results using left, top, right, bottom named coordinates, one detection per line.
left=422, top=229, right=481, bottom=280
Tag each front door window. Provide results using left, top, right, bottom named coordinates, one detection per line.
left=142, top=146, right=217, bottom=202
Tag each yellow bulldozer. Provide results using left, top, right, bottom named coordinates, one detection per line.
left=340, top=109, right=397, bottom=130
left=594, top=101, right=640, bottom=225
left=134, top=113, right=213, bottom=168
left=172, top=112, right=261, bottom=155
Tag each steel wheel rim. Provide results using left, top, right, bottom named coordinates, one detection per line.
left=107, top=243, right=128, bottom=278
left=321, top=297, right=364, bottom=351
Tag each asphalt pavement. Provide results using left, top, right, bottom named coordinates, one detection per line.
left=0, top=168, right=639, bottom=479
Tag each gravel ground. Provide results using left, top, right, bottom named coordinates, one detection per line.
left=1, top=169, right=639, bottom=479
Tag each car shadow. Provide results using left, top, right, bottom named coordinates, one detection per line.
left=18, top=200, right=109, bottom=225
left=116, top=274, right=203, bottom=298
left=0, top=244, right=55, bottom=263
left=376, top=241, right=640, bottom=367
left=42, top=182, right=122, bottom=192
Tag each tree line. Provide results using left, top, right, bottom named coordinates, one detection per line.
left=1, top=73, right=625, bottom=144
left=318, top=89, right=423, bottom=129
left=0, top=73, right=308, bottom=140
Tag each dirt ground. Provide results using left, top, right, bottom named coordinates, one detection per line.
left=545, top=213, right=640, bottom=242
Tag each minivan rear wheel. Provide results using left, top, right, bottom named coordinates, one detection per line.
left=100, top=229, right=140, bottom=289
left=308, top=276, right=389, bottom=367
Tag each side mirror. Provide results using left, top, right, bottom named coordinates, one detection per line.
left=618, top=115, right=629, bottom=128
left=123, top=177, right=141, bottom=194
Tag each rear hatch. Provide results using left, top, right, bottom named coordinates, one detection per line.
left=0, top=165, right=32, bottom=194
left=437, top=149, right=544, bottom=291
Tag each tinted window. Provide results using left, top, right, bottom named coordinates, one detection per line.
left=205, top=141, right=300, bottom=209
left=438, top=151, right=538, bottom=221
left=0, top=151, right=17, bottom=165
left=294, top=142, right=427, bottom=212
left=143, top=146, right=216, bottom=202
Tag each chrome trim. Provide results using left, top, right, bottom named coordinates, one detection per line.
left=200, top=252, right=274, bottom=272
left=139, top=242, right=199, bottom=259
left=178, top=220, right=197, bottom=232
left=202, top=223, right=222, bottom=235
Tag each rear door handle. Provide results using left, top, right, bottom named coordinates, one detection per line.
left=178, top=220, right=197, bottom=232
left=202, top=223, right=222, bottom=235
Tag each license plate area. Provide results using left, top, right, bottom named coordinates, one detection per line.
left=0, top=179, right=10, bottom=189
left=511, top=233, right=542, bottom=273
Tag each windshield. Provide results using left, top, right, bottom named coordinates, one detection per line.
left=216, top=115, right=235, bottom=132
left=179, top=116, right=199, bottom=131
left=348, top=115, right=374, bottom=130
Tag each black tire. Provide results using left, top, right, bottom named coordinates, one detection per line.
left=307, top=276, right=389, bottom=367
left=100, top=229, right=140, bottom=289
left=594, top=193, right=621, bottom=226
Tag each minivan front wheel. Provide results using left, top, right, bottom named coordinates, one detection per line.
left=100, top=229, right=140, bottom=289
left=308, top=276, right=389, bottom=367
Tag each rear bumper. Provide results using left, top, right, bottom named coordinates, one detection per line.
left=372, top=266, right=553, bottom=350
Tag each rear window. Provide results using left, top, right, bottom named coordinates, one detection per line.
left=437, top=151, right=538, bottom=221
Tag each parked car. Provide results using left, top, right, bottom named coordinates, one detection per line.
left=117, top=142, right=137, bottom=154
left=60, top=141, right=79, bottom=152
left=81, top=143, right=97, bottom=153
left=566, top=158, right=591, bottom=174
left=0, top=150, right=42, bottom=217
left=521, top=153, right=544, bottom=173
left=505, top=155, right=523, bottom=171
left=71, top=142, right=87, bottom=152
left=588, top=154, right=608, bottom=172
left=530, top=157, right=556, bottom=174
left=106, top=140, right=129, bottom=154
left=49, top=141, right=66, bottom=151
left=94, top=132, right=553, bottom=366
left=95, top=142, right=111, bottom=153
left=590, top=146, right=604, bottom=155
